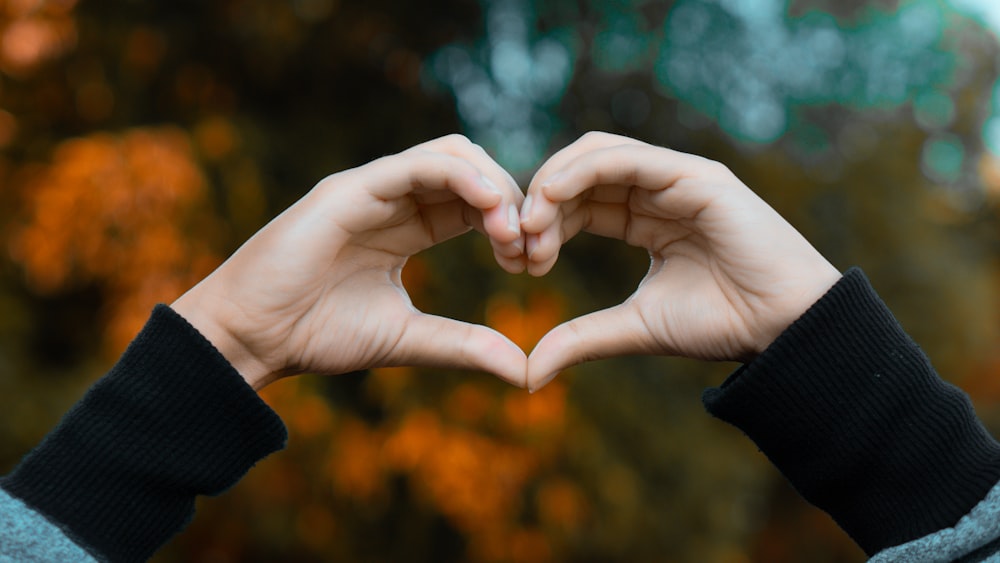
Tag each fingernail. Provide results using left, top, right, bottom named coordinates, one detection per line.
left=526, top=234, right=539, bottom=259
left=520, top=194, right=533, bottom=223
left=481, top=175, right=501, bottom=195
left=514, top=236, right=525, bottom=254
left=507, top=204, right=520, bottom=234
left=542, top=171, right=566, bottom=188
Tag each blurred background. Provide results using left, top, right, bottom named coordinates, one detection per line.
left=1, top=0, right=999, bottom=561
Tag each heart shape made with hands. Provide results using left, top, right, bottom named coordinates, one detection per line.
left=409, top=226, right=647, bottom=389
left=422, top=134, right=679, bottom=392
left=398, top=132, right=841, bottom=393
left=174, top=131, right=840, bottom=393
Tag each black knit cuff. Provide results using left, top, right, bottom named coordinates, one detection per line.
left=0, top=305, right=288, bottom=562
left=703, top=268, right=1000, bottom=555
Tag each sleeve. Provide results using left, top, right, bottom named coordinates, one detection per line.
left=868, top=482, right=1000, bottom=562
left=0, top=488, right=95, bottom=562
left=702, top=267, right=1000, bottom=560
left=0, top=305, right=288, bottom=563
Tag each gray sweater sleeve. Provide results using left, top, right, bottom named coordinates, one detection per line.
left=869, top=482, right=1000, bottom=562
left=0, top=488, right=95, bottom=562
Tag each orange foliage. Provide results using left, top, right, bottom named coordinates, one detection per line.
left=8, top=127, right=221, bottom=353
left=366, top=365, right=415, bottom=408
left=502, top=380, right=566, bottom=436
left=401, top=255, right=429, bottom=299
left=0, top=109, right=16, bottom=148
left=444, top=381, right=496, bottom=426
left=381, top=408, right=544, bottom=561
left=249, top=356, right=581, bottom=561
left=486, top=289, right=565, bottom=350
left=507, top=528, right=554, bottom=563
left=194, top=115, right=239, bottom=162
left=0, top=0, right=77, bottom=77
left=286, top=392, right=334, bottom=439
left=961, top=356, right=1000, bottom=404
left=537, top=477, right=589, bottom=533
left=329, top=417, right=385, bottom=502
left=325, top=295, right=577, bottom=560
left=122, top=26, right=167, bottom=75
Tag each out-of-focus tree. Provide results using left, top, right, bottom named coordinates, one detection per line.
left=9, top=127, right=220, bottom=353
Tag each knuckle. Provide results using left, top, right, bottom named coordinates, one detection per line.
left=413, top=134, right=472, bottom=155
left=580, top=130, right=609, bottom=142
left=703, top=158, right=733, bottom=177
left=616, top=162, right=640, bottom=186
left=442, top=133, right=473, bottom=147
left=428, top=134, right=491, bottom=165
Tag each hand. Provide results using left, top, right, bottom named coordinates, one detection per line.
left=520, top=132, right=842, bottom=391
left=172, top=135, right=528, bottom=390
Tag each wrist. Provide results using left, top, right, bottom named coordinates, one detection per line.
left=751, top=262, right=843, bottom=358
left=170, top=290, right=276, bottom=391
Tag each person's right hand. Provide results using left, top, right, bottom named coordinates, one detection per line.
left=172, top=135, right=528, bottom=390
left=520, top=132, right=842, bottom=390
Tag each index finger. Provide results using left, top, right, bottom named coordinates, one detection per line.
left=527, top=131, right=648, bottom=194
left=522, top=143, right=735, bottom=234
left=520, top=132, right=646, bottom=232
left=412, top=134, right=526, bottom=245
left=342, top=147, right=521, bottom=248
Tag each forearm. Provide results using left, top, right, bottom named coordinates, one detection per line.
left=0, top=305, right=287, bottom=562
left=703, top=268, right=1000, bottom=558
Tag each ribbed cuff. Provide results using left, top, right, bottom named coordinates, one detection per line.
left=1, top=305, right=288, bottom=562
left=703, top=268, right=1000, bottom=555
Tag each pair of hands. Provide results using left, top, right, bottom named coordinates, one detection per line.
left=171, top=132, right=841, bottom=392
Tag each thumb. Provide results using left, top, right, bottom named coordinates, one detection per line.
left=526, top=304, right=650, bottom=392
left=395, top=312, right=528, bottom=387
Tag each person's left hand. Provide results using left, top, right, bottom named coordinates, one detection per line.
left=519, top=132, right=841, bottom=390
left=172, top=135, right=529, bottom=390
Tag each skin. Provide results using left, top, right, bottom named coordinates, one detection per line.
left=173, top=131, right=841, bottom=393
left=519, top=132, right=842, bottom=391
left=172, top=135, right=529, bottom=389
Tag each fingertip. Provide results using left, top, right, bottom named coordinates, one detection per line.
left=525, top=233, right=539, bottom=260
left=457, top=320, right=527, bottom=387
left=401, top=313, right=526, bottom=387
left=512, top=255, right=528, bottom=274
left=514, top=234, right=526, bottom=255
left=460, top=173, right=500, bottom=207
left=524, top=229, right=560, bottom=273
left=481, top=203, right=519, bottom=244
left=487, top=331, right=529, bottom=388
left=506, top=203, right=521, bottom=235
left=527, top=371, right=560, bottom=393
left=537, top=174, right=574, bottom=206
left=524, top=236, right=554, bottom=276
left=495, top=252, right=527, bottom=274
left=518, top=193, right=561, bottom=234
left=479, top=174, right=502, bottom=197
left=526, top=258, right=555, bottom=277
left=519, top=194, right=534, bottom=224
left=526, top=328, right=564, bottom=386
left=491, top=235, right=524, bottom=259
left=540, top=171, right=566, bottom=192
